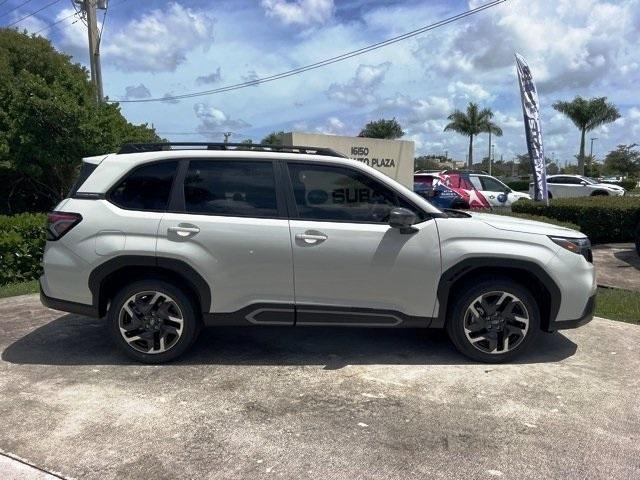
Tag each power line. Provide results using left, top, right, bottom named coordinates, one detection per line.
left=0, top=0, right=36, bottom=19
left=32, top=0, right=126, bottom=35
left=114, top=0, right=508, bottom=104
left=5, top=0, right=63, bottom=28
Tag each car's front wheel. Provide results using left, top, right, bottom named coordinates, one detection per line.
left=446, top=277, right=540, bottom=363
left=108, top=280, right=201, bottom=363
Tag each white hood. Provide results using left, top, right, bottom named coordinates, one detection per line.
left=467, top=212, right=583, bottom=237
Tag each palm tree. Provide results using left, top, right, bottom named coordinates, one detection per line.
left=552, top=96, right=620, bottom=175
left=444, top=102, right=502, bottom=168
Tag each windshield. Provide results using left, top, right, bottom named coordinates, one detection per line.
left=581, top=176, right=598, bottom=185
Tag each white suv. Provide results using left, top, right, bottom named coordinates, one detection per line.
left=531, top=174, right=626, bottom=198
left=41, top=143, right=596, bottom=363
left=468, top=173, right=530, bottom=207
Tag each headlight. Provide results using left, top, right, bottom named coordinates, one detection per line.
left=549, top=236, right=592, bottom=262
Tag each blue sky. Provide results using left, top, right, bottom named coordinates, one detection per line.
left=5, top=0, right=640, bottom=164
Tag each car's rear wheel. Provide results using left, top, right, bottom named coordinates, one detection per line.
left=108, top=280, right=201, bottom=363
left=635, top=220, right=640, bottom=257
left=446, top=277, right=540, bottom=363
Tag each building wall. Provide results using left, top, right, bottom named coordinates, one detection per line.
left=283, top=132, right=415, bottom=188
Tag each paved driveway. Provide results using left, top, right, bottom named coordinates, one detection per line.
left=1, top=294, right=639, bottom=480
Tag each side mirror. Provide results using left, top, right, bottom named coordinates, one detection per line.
left=389, top=207, right=418, bottom=234
left=504, top=188, right=512, bottom=194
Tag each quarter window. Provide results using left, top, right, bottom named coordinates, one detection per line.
left=184, top=160, right=278, bottom=217
left=287, top=163, right=423, bottom=223
left=479, top=176, right=507, bottom=192
left=110, top=161, right=178, bottom=211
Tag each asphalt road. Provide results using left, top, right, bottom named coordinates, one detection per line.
left=1, top=294, right=639, bottom=480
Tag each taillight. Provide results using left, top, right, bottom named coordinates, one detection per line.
left=46, top=212, right=82, bottom=241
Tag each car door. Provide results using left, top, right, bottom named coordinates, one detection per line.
left=552, top=176, right=580, bottom=197
left=473, top=175, right=511, bottom=207
left=284, top=161, right=441, bottom=326
left=157, top=158, right=295, bottom=324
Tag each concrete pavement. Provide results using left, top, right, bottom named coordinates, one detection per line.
left=0, top=294, right=639, bottom=479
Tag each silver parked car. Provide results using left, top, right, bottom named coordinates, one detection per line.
left=41, top=143, right=597, bottom=363
left=530, top=174, right=626, bottom=198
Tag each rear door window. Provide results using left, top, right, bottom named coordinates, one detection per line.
left=183, top=160, right=279, bottom=218
left=109, top=161, right=178, bottom=211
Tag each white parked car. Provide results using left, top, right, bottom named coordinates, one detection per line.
left=531, top=175, right=626, bottom=199
left=40, top=142, right=596, bottom=363
left=468, top=174, right=531, bottom=207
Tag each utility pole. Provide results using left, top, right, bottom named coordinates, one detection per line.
left=77, top=0, right=106, bottom=103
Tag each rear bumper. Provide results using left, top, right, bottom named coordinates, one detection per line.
left=40, top=278, right=99, bottom=317
left=548, top=294, right=596, bottom=331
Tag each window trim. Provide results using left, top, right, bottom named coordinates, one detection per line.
left=168, top=158, right=288, bottom=220
left=106, top=159, right=180, bottom=213
left=283, top=160, right=430, bottom=225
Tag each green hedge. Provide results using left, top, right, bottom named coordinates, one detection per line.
left=505, top=180, right=530, bottom=192
left=512, top=197, right=640, bottom=243
left=0, top=213, right=46, bottom=285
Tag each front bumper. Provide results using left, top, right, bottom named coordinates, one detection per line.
left=548, top=293, right=596, bottom=331
left=40, top=278, right=99, bottom=317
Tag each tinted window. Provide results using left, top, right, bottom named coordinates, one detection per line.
left=479, top=176, right=507, bottom=191
left=469, top=176, right=483, bottom=190
left=184, top=160, right=278, bottom=217
left=69, top=161, right=97, bottom=196
left=556, top=176, right=581, bottom=185
left=288, top=163, right=422, bottom=223
left=110, top=161, right=177, bottom=211
left=547, top=177, right=558, bottom=184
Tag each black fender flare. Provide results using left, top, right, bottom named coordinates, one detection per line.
left=433, top=257, right=561, bottom=329
left=88, top=255, right=211, bottom=315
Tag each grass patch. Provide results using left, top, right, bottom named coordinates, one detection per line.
left=0, top=279, right=39, bottom=299
left=596, top=287, right=640, bottom=324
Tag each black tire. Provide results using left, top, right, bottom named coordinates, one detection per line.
left=547, top=191, right=553, bottom=199
left=108, top=279, right=201, bottom=363
left=635, top=221, right=640, bottom=257
left=591, top=190, right=609, bottom=196
left=446, top=276, right=540, bottom=363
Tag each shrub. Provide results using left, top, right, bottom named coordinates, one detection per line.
left=0, top=213, right=46, bottom=285
left=505, top=180, right=530, bottom=192
left=512, top=197, right=640, bottom=243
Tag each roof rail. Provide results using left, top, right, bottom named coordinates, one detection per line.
left=118, top=142, right=348, bottom=158
left=442, top=169, right=489, bottom=175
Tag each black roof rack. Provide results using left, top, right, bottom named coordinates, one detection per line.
left=118, top=142, right=348, bottom=158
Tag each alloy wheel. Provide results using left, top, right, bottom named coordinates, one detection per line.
left=463, top=291, right=530, bottom=354
left=118, top=291, right=184, bottom=354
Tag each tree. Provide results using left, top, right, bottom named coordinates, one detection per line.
left=240, top=139, right=253, bottom=144
left=359, top=118, right=404, bottom=139
left=603, top=144, right=640, bottom=178
left=0, top=28, right=161, bottom=212
left=443, top=103, right=502, bottom=168
left=261, top=131, right=285, bottom=145
left=552, top=96, right=620, bottom=175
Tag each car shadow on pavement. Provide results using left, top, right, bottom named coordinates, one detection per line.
left=613, top=249, right=640, bottom=270
left=1, top=313, right=578, bottom=368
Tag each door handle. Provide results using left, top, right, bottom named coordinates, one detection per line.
left=168, top=224, right=200, bottom=237
left=295, top=232, right=328, bottom=244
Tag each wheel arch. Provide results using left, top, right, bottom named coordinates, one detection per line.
left=88, top=255, right=211, bottom=318
left=434, top=258, right=561, bottom=332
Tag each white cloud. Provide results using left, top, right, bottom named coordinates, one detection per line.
left=124, top=84, right=152, bottom=100
left=103, top=3, right=215, bottom=72
left=315, top=116, right=346, bottom=135
left=448, top=81, right=492, bottom=101
left=194, top=103, right=251, bottom=135
left=261, top=0, right=334, bottom=26
left=326, top=62, right=391, bottom=107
